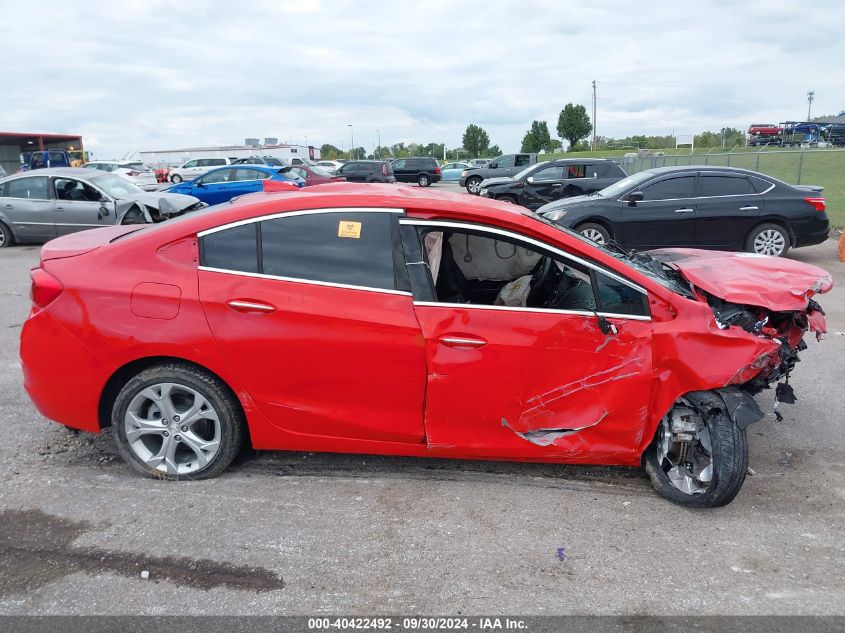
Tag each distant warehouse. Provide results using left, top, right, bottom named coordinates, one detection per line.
left=139, top=138, right=319, bottom=166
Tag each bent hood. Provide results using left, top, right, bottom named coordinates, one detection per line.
left=651, top=248, right=833, bottom=312
left=480, top=176, right=516, bottom=188
left=119, top=192, right=201, bottom=213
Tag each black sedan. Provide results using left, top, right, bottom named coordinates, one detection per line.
left=537, top=166, right=830, bottom=257
left=479, top=159, right=627, bottom=210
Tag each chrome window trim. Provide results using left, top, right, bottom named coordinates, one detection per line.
left=198, top=266, right=413, bottom=297
left=413, top=301, right=651, bottom=322
left=616, top=173, right=775, bottom=203
left=399, top=218, right=647, bottom=295
left=198, top=207, right=404, bottom=237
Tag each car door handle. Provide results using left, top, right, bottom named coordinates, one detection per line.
left=739, top=206, right=759, bottom=211
left=439, top=336, right=487, bottom=348
left=55, top=206, right=65, bottom=211
left=674, top=208, right=694, bottom=213
left=226, top=299, right=276, bottom=314
left=3, top=204, right=12, bottom=209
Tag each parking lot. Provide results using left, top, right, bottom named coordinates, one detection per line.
left=0, top=212, right=843, bottom=615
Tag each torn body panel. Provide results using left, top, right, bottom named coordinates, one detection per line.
left=415, top=304, right=653, bottom=464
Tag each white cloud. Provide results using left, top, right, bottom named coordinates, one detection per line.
left=3, top=0, right=843, bottom=158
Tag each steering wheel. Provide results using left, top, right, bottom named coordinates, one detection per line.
left=526, top=256, right=555, bottom=307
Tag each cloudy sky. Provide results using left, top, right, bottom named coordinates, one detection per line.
left=3, top=0, right=843, bottom=158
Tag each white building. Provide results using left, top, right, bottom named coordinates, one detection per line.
left=139, top=139, right=319, bottom=167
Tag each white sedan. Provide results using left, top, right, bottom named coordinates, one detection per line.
left=84, top=160, right=158, bottom=190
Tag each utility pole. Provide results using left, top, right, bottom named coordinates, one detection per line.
left=807, top=91, right=815, bottom=120
left=591, top=80, right=597, bottom=151
left=348, top=124, right=354, bottom=159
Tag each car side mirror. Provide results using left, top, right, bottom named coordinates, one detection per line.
left=489, top=163, right=497, bottom=169
left=99, top=197, right=110, bottom=215
left=627, top=191, right=644, bottom=205
left=194, top=181, right=205, bottom=187
left=526, top=176, right=534, bottom=184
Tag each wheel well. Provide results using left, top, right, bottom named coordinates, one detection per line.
left=746, top=218, right=795, bottom=244
left=97, top=356, right=248, bottom=438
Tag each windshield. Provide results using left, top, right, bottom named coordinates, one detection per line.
left=513, top=162, right=548, bottom=181
left=92, top=173, right=144, bottom=197
left=530, top=212, right=693, bottom=297
left=597, top=171, right=656, bottom=199
left=263, top=158, right=285, bottom=166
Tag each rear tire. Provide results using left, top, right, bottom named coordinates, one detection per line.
left=645, top=403, right=748, bottom=508
left=745, top=223, right=790, bottom=257
left=0, top=221, right=13, bottom=248
left=575, top=222, right=610, bottom=245
left=112, top=363, right=245, bottom=480
left=418, top=174, right=431, bottom=187
left=170, top=174, right=183, bottom=183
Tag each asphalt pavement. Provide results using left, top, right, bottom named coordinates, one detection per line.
left=0, top=217, right=842, bottom=615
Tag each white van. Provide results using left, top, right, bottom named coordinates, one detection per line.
left=169, top=157, right=232, bottom=183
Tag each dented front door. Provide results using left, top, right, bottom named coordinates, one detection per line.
left=414, top=305, right=654, bottom=462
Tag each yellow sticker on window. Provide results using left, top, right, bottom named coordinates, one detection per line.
left=338, top=220, right=362, bottom=239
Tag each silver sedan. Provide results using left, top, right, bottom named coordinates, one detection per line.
left=0, top=168, right=205, bottom=247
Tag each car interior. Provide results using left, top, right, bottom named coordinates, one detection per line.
left=55, top=178, right=101, bottom=202
left=419, top=229, right=600, bottom=311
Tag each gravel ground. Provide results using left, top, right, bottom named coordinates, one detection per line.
left=0, top=225, right=843, bottom=615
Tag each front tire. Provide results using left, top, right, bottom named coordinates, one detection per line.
left=745, top=223, right=790, bottom=257
left=644, top=402, right=748, bottom=508
left=466, top=177, right=482, bottom=195
left=575, top=222, right=610, bottom=245
left=0, top=221, right=13, bottom=248
left=418, top=174, right=431, bottom=187
left=112, top=363, right=245, bottom=480
left=170, top=174, right=183, bottom=183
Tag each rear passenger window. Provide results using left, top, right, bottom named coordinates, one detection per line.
left=202, top=223, right=258, bottom=273
left=261, top=212, right=397, bottom=290
left=595, top=271, right=649, bottom=317
left=700, top=176, right=753, bottom=196
left=6, top=176, right=50, bottom=200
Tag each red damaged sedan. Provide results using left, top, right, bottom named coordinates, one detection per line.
left=20, top=184, right=831, bottom=507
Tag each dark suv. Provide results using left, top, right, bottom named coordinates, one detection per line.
left=335, top=160, right=396, bottom=183
left=390, top=157, right=442, bottom=187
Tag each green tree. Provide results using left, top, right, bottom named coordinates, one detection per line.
left=556, top=103, right=593, bottom=151
left=320, top=144, right=340, bottom=160
left=462, top=124, right=490, bottom=157
left=521, top=120, right=555, bottom=153
left=484, top=144, right=501, bottom=158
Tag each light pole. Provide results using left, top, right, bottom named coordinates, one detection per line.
left=376, top=129, right=381, bottom=157
left=305, top=135, right=308, bottom=147
left=348, top=124, right=354, bottom=159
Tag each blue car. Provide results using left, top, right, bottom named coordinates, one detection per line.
left=167, top=165, right=304, bottom=205
left=439, top=161, right=471, bottom=182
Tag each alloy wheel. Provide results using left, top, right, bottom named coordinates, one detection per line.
left=124, top=382, right=221, bottom=476
left=580, top=228, right=607, bottom=245
left=467, top=179, right=481, bottom=194
left=753, top=229, right=786, bottom=256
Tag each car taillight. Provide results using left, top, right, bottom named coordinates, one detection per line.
left=382, top=164, right=389, bottom=176
left=434, top=166, right=441, bottom=174
left=30, top=267, right=63, bottom=308
left=804, top=197, right=826, bottom=212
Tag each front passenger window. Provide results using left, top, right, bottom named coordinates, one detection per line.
left=640, top=176, right=696, bottom=201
